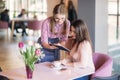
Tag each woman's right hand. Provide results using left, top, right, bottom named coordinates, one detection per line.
left=49, top=45, right=58, bottom=49
left=41, top=42, right=58, bottom=49
left=61, top=59, right=68, bottom=65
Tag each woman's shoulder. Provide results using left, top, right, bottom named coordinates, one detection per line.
left=43, top=17, right=51, bottom=23
left=42, top=17, right=51, bottom=26
left=78, top=41, right=92, bottom=54
left=79, top=40, right=91, bottom=48
left=83, top=40, right=90, bottom=45
left=66, top=19, right=70, bottom=22
left=66, top=19, right=70, bottom=25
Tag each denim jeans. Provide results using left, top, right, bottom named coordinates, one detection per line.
left=39, top=38, right=60, bottom=62
left=74, top=75, right=90, bottom=80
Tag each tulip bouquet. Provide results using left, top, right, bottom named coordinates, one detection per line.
left=18, top=41, right=45, bottom=71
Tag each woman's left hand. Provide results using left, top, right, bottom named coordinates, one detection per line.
left=61, top=59, right=73, bottom=67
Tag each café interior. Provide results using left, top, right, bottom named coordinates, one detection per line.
left=0, top=0, right=120, bottom=80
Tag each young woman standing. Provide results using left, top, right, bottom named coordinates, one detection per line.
left=39, top=4, right=70, bottom=62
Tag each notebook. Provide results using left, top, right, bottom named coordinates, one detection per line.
left=52, top=44, right=70, bottom=52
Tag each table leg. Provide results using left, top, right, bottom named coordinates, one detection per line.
left=11, top=21, right=15, bottom=39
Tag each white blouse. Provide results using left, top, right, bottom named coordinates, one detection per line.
left=64, top=40, right=95, bottom=70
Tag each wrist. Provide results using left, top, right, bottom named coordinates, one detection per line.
left=49, top=45, right=54, bottom=49
left=49, top=45, right=52, bottom=49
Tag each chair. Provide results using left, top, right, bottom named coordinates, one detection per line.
left=91, top=74, right=120, bottom=80
left=0, top=67, right=2, bottom=72
left=0, top=75, right=9, bottom=80
left=27, top=20, right=43, bottom=37
left=0, top=21, right=9, bottom=38
left=91, top=53, right=113, bottom=79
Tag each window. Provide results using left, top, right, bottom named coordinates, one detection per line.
left=108, top=0, right=120, bottom=45
left=5, top=0, right=47, bottom=19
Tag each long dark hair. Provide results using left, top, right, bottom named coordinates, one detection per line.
left=71, top=19, right=92, bottom=50
left=50, top=4, right=68, bottom=35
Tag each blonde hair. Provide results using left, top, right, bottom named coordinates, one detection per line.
left=50, top=4, right=68, bottom=35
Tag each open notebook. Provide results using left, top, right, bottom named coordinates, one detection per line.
left=51, top=44, right=70, bottom=52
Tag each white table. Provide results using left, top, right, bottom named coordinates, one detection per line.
left=10, top=18, right=35, bottom=38
left=0, top=62, right=94, bottom=80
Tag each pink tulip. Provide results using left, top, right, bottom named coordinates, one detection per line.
left=35, top=49, right=41, bottom=56
left=18, top=42, right=24, bottom=49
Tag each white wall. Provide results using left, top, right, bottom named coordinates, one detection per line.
left=95, top=0, right=108, bottom=53
left=78, top=0, right=108, bottom=53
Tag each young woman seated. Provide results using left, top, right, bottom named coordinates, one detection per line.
left=57, top=19, right=95, bottom=70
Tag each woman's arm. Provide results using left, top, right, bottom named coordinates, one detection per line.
left=41, top=19, right=50, bottom=49
left=62, top=41, right=92, bottom=68
left=42, top=42, right=57, bottom=49
left=73, top=41, right=92, bottom=68
left=41, top=19, right=57, bottom=49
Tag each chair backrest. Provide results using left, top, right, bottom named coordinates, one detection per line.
left=0, top=67, right=2, bottom=72
left=28, top=20, right=43, bottom=30
left=0, top=21, right=8, bottom=29
left=0, top=75, right=9, bottom=80
left=91, top=53, right=113, bottom=78
left=91, top=74, right=120, bottom=80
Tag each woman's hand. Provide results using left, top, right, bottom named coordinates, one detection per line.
left=50, top=45, right=58, bottom=49
left=61, top=59, right=74, bottom=67
left=52, top=61, right=62, bottom=67
left=61, top=59, right=67, bottom=65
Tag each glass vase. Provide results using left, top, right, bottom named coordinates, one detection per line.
left=25, top=65, right=33, bottom=79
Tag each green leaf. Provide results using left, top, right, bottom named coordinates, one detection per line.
left=30, top=46, right=35, bottom=57
left=27, top=63, right=34, bottom=71
left=26, top=48, right=30, bottom=58
left=19, top=44, right=44, bottom=71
